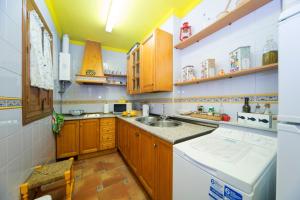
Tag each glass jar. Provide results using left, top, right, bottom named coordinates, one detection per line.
left=262, top=37, right=278, bottom=65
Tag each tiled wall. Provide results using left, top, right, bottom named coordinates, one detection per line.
left=0, top=0, right=59, bottom=199
left=133, top=0, right=280, bottom=121
left=58, top=44, right=129, bottom=114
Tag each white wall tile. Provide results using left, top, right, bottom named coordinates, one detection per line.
left=0, top=38, right=22, bottom=75
left=0, top=0, right=57, bottom=199
left=0, top=0, right=22, bottom=27
left=6, top=130, right=21, bottom=164
left=0, top=138, right=7, bottom=169
left=0, top=9, right=21, bottom=51
left=0, top=109, right=21, bottom=140
left=6, top=157, right=21, bottom=200
left=0, top=67, right=21, bottom=97
left=0, top=166, right=8, bottom=200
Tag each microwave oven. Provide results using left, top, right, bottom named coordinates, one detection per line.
left=113, top=103, right=132, bottom=114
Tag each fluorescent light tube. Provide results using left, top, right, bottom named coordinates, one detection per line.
left=105, top=0, right=123, bottom=32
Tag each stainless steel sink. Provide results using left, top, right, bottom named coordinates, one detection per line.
left=83, top=113, right=102, bottom=118
left=135, top=116, right=159, bottom=124
left=149, top=120, right=182, bottom=128
left=136, top=116, right=182, bottom=128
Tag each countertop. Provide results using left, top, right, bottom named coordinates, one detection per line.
left=62, top=113, right=216, bottom=144
left=63, top=113, right=116, bottom=121
left=62, top=113, right=276, bottom=144
left=118, top=116, right=215, bottom=144
left=172, top=115, right=277, bottom=133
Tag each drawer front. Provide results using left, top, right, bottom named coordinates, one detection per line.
left=101, top=126, right=114, bottom=134
left=101, top=132, right=115, bottom=142
left=101, top=118, right=116, bottom=127
left=100, top=141, right=115, bottom=150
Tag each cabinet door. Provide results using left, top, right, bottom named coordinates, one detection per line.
left=79, top=119, right=100, bottom=154
left=56, top=120, right=79, bottom=159
left=127, top=55, right=133, bottom=94
left=154, top=29, right=173, bottom=92
left=140, top=34, right=155, bottom=93
left=139, top=130, right=155, bottom=198
left=128, top=125, right=141, bottom=174
left=99, top=118, right=116, bottom=150
left=154, top=138, right=173, bottom=200
left=118, top=120, right=128, bottom=158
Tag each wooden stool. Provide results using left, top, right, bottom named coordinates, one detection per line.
left=20, top=158, right=74, bottom=200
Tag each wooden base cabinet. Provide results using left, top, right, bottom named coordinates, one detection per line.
left=100, top=118, right=116, bottom=150
left=117, top=119, right=173, bottom=200
left=139, top=130, right=155, bottom=198
left=154, top=138, right=173, bottom=200
left=56, top=120, right=80, bottom=159
left=79, top=119, right=100, bottom=154
left=127, top=124, right=141, bottom=174
left=56, top=118, right=116, bottom=159
left=117, top=119, right=129, bottom=159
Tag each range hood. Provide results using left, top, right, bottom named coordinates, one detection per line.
left=75, top=40, right=107, bottom=84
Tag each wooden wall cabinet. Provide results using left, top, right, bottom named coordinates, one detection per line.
left=117, top=119, right=173, bottom=200
left=56, top=120, right=79, bottom=159
left=127, top=48, right=141, bottom=94
left=140, top=29, right=173, bottom=93
left=127, top=28, right=173, bottom=94
left=79, top=119, right=100, bottom=154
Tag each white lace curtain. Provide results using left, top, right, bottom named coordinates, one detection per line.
left=29, top=10, right=54, bottom=90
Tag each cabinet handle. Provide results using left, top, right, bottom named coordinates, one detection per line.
left=153, top=143, right=157, bottom=148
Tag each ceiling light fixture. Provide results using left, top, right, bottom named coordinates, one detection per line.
left=105, top=0, right=123, bottom=33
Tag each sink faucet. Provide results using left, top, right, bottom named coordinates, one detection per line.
left=161, top=104, right=168, bottom=120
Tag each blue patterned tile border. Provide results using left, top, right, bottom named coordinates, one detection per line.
left=0, top=97, right=22, bottom=110
left=132, top=93, right=278, bottom=104
left=54, top=99, right=127, bottom=105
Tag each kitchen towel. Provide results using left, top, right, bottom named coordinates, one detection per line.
left=29, top=11, right=53, bottom=90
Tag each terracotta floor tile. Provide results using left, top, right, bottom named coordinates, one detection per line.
left=72, top=153, right=148, bottom=200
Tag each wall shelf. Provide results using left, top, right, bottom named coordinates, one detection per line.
left=104, top=74, right=127, bottom=78
left=103, top=83, right=126, bottom=86
left=174, top=0, right=272, bottom=50
left=175, top=63, right=278, bottom=86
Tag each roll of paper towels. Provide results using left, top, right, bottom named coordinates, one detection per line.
left=104, top=104, right=109, bottom=114
left=143, top=104, right=149, bottom=117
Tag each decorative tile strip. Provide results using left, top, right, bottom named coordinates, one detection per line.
left=0, top=97, right=22, bottom=110
left=133, top=93, right=278, bottom=104
left=55, top=93, right=278, bottom=105
left=55, top=99, right=131, bottom=105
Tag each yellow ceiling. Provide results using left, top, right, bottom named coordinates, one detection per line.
left=46, top=0, right=202, bottom=52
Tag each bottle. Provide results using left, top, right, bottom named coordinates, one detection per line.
left=219, top=102, right=224, bottom=115
left=243, top=97, right=251, bottom=113
left=254, top=103, right=261, bottom=114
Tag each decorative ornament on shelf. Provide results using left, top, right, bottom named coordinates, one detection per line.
left=182, top=65, right=196, bottom=81
left=229, top=46, right=251, bottom=72
left=201, top=59, right=216, bottom=78
left=180, top=22, right=192, bottom=41
left=218, top=69, right=225, bottom=76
